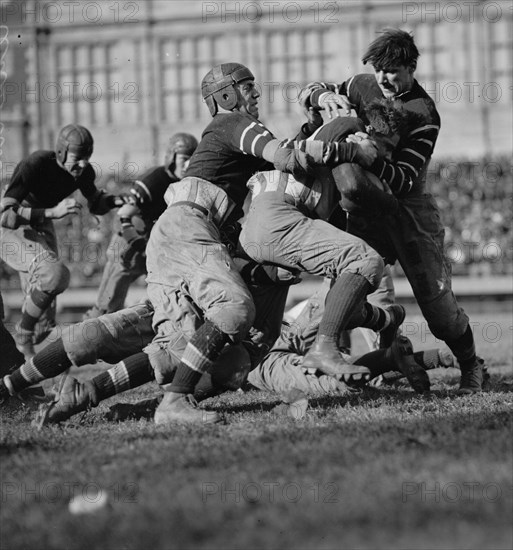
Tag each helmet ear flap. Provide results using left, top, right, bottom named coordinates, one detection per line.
left=215, top=86, right=238, bottom=112
left=205, top=95, right=218, bottom=117
left=56, top=147, right=67, bottom=165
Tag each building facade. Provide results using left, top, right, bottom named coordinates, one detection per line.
left=1, top=0, right=512, bottom=181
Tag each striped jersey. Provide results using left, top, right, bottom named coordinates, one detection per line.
left=184, top=112, right=275, bottom=223
left=184, top=111, right=358, bottom=224
left=309, top=74, right=441, bottom=197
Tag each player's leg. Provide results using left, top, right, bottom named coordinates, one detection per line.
left=0, top=302, right=155, bottom=400
left=390, top=196, right=485, bottom=393
left=0, top=223, right=70, bottom=358
left=0, top=292, right=25, bottom=377
left=85, top=232, right=145, bottom=318
left=147, top=206, right=255, bottom=424
left=240, top=196, right=387, bottom=378
left=36, top=351, right=155, bottom=425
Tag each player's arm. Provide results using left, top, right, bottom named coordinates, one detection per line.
left=367, top=122, right=440, bottom=197
left=117, top=202, right=147, bottom=269
left=305, top=81, right=354, bottom=118
left=79, top=165, right=121, bottom=215
left=0, top=163, right=81, bottom=228
left=229, top=115, right=369, bottom=180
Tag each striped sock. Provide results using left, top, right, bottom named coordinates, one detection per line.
left=20, top=289, right=55, bottom=332
left=91, top=352, right=154, bottom=402
left=9, top=339, right=70, bottom=393
left=170, top=320, right=229, bottom=394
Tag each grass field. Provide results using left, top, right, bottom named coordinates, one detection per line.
left=1, top=308, right=512, bottom=550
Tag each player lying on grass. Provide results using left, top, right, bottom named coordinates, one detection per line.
left=0, top=282, right=455, bottom=425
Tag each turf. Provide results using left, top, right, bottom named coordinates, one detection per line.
left=1, top=311, right=512, bottom=550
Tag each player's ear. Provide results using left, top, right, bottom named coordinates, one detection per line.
left=408, top=61, right=417, bottom=74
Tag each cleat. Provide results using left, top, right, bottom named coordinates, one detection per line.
left=386, top=336, right=430, bottom=393
left=379, top=305, right=406, bottom=349
left=457, top=357, right=486, bottom=394
left=154, top=393, right=220, bottom=425
left=33, top=375, right=98, bottom=427
left=303, top=337, right=371, bottom=383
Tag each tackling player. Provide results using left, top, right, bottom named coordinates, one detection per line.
left=300, top=29, right=487, bottom=394
left=145, top=62, right=385, bottom=424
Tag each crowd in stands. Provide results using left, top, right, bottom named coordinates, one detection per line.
left=1, top=156, right=511, bottom=289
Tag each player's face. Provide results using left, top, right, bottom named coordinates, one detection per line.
left=373, top=64, right=415, bottom=98
left=173, top=153, right=191, bottom=179
left=235, top=79, right=260, bottom=118
left=63, top=153, right=89, bottom=179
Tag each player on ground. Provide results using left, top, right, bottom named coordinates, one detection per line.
left=84, top=133, right=198, bottom=318
left=0, top=124, right=119, bottom=358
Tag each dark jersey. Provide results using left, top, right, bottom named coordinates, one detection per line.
left=185, top=112, right=275, bottom=221
left=130, top=165, right=179, bottom=229
left=310, top=75, right=441, bottom=196
left=3, top=150, right=97, bottom=208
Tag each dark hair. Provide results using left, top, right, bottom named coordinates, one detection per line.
left=362, top=29, right=419, bottom=69
left=365, top=98, right=424, bottom=138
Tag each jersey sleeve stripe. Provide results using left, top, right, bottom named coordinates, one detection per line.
left=397, top=161, right=419, bottom=176
left=409, top=124, right=440, bottom=137
left=133, top=180, right=152, bottom=203
left=403, top=148, right=426, bottom=162
left=239, top=122, right=258, bottom=154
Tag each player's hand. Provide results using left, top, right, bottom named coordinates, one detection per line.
left=304, top=106, right=323, bottom=127
left=318, top=92, right=353, bottom=118
left=299, top=85, right=324, bottom=127
left=49, top=198, right=82, bottom=219
left=346, top=131, right=371, bottom=144
left=117, top=203, right=140, bottom=220
left=354, top=139, right=378, bottom=168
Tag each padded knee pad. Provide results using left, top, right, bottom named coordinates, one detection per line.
left=36, top=260, right=70, bottom=295
left=361, top=253, right=384, bottom=292
left=61, top=318, right=110, bottom=366
left=145, top=341, right=181, bottom=385
left=208, top=299, right=256, bottom=343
